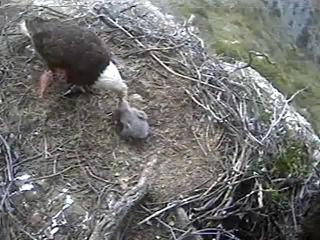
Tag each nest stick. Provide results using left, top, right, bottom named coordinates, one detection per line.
left=88, top=156, right=158, bottom=240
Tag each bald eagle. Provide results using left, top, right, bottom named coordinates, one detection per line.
left=20, top=16, right=128, bottom=99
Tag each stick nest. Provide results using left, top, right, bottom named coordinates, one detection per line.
left=0, top=0, right=319, bottom=239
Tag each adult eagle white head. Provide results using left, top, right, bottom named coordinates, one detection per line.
left=20, top=16, right=128, bottom=99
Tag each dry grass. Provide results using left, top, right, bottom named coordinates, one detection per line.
left=0, top=1, right=220, bottom=239
left=1, top=1, right=317, bottom=240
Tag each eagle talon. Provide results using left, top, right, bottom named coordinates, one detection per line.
left=83, top=85, right=95, bottom=94
left=63, top=85, right=78, bottom=96
left=63, top=85, right=95, bottom=97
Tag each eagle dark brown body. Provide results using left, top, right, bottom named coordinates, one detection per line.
left=20, top=17, right=128, bottom=98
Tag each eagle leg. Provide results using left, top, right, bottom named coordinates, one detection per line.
left=63, top=84, right=79, bottom=96
left=63, top=85, right=94, bottom=97
left=63, top=85, right=86, bottom=97
left=38, top=70, right=53, bottom=98
left=53, top=68, right=67, bottom=81
left=83, top=85, right=95, bottom=94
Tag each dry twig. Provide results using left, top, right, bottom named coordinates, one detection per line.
left=89, top=156, right=158, bottom=240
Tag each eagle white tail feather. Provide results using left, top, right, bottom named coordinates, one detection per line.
left=95, top=61, right=128, bottom=96
left=20, top=20, right=31, bottom=38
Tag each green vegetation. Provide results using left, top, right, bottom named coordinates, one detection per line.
left=171, top=0, right=320, bottom=131
left=272, top=140, right=310, bottom=178
left=250, top=139, right=310, bottom=205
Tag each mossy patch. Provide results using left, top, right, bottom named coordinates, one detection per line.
left=248, top=139, right=311, bottom=207
left=271, top=141, right=310, bottom=178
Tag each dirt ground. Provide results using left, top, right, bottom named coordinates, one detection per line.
left=0, top=2, right=222, bottom=239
